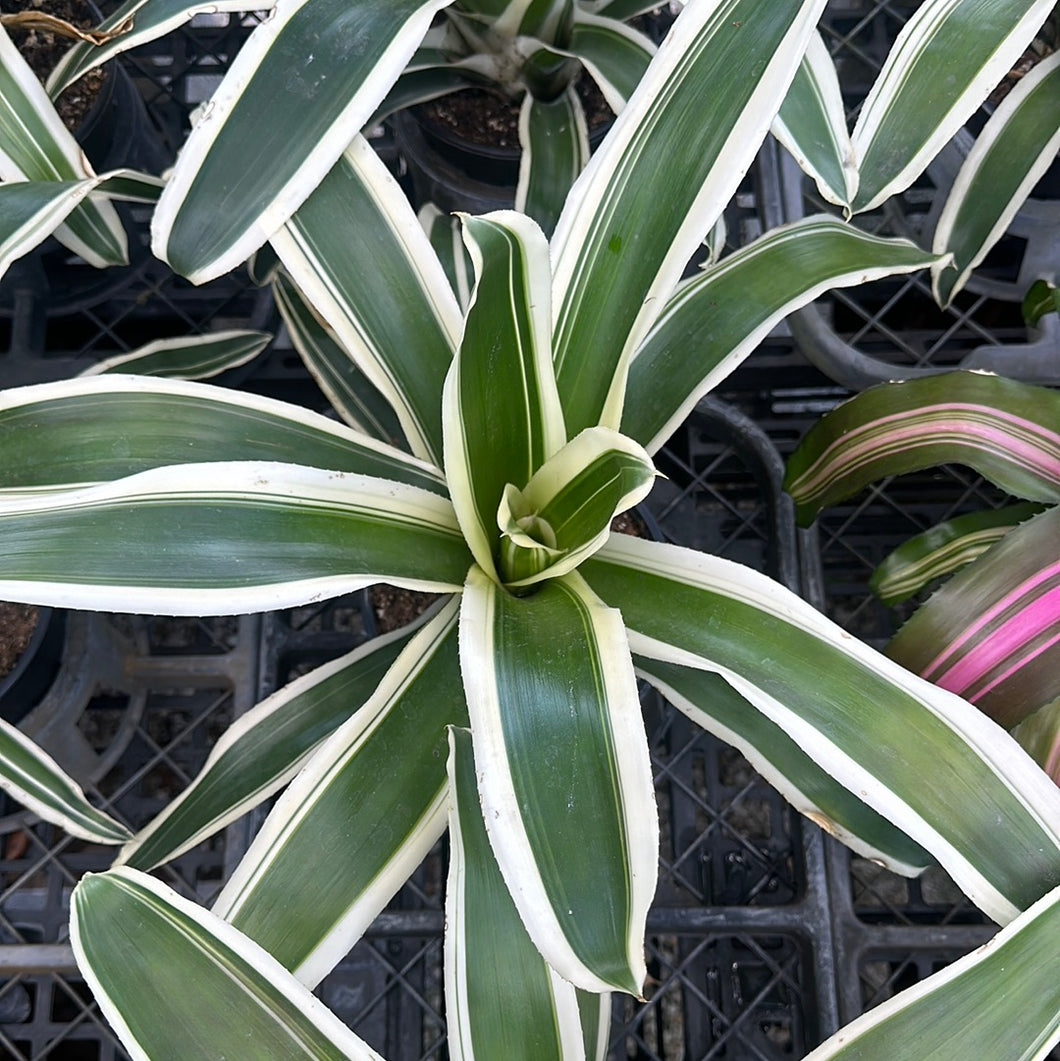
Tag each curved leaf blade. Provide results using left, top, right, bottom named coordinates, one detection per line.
left=583, top=535, right=1060, bottom=924
left=48, top=0, right=276, bottom=95
left=871, top=502, right=1048, bottom=606
left=772, top=31, right=858, bottom=208
left=888, top=508, right=1060, bottom=730
left=636, top=658, right=931, bottom=876
left=0, top=718, right=130, bottom=844
left=152, top=0, right=449, bottom=282
left=119, top=617, right=429, bottom=870
left=446, top=727, right=591, bottom=1061
left=0, top=375, right=445, bottom=497
left=550, top=0, right=827, bottom=437
left=0, top=461, right=469, bottom=614
left=568, top=10, right=655, bottom=111
left=443, top=211, right=565, bottom=579
left=785, top=373, right=1060, bottom=524
left=273, top=138, right=460, bottom=465
left=932, top=50, right=1060, bottom=307
left=1013, top=697, right=1060, bottom=786
left=72, top=868, right=385, bottom=1061
left=500, top=426, right=656, bottom=587
left=805, top=880, right=1060, bottom=1060
left=215, top=599, right=466, bottom=986
left=516, top=88, right=589, bottom=238
left=81, top=330, right=271, bottom=380
left=850, top=0, right=1056, bottom=213
left=0, top=178, right=102, bottom=278
left=624, top=217, right=940, bottom=453
left=0, top=27, right=126, bottom=266
left=460, top=565, right=657, bottom=995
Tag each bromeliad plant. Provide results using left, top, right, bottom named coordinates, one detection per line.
left=4, top=0, right=1060, bottom=1058
left=785, top=372, right=1060, bottom=782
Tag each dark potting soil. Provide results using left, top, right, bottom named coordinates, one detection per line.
left=419, top=73, right=613, bottom=151
left=0, top=602, right=38, bottom=680
left=3, top=0, right=106, bottom=129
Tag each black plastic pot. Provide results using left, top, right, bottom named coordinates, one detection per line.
left=0, top=608, right=66, bottom=726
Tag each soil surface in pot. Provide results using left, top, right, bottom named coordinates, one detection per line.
left=419, top=73, right=613, bottom=151
left=0, top=602, right=39, bottom=680
left=4, top=0, right=106, bottom=129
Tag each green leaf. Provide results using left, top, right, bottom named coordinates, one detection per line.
left=215, top=600, right=466, bottom=986
left=636, top=658, right=931, bottom=876
left=772, top=31, right=857, bottom=208
left=71, top=868, right=385, bottom=1061
left=583, top=535, right=1060, bottom=924
left=81, top=330, right=271, bottom=380
left=887, top=507, right=1060, bottom=730
left=0, top=179, right=102, bottom=279
left=152, top=0, right=450, bottom=282
left=445, top=727, right=593, bottom=1061
left=0, top=26, right=126, bottom=266
left=273, top=139, right=460, bottom=466
left=516, top=88, right=589, bottom=238
left=0, top=718, right=130, bottom=844
left=119, top=616, right=429, bottom=870
left=567, top=10, right=655, bottom=111
left=550, top=0, right=827, bottom=437
left=0, top=375, right=445, bottom=498
left=48, top=0, right=276, bottom=95
left=850, top=0, right=1057, bottom=213
left=420, top=202, right=473, bottom=312
left=785, top=373, right=1060, bottom=525
left=623, top=217, right=941, bottom=453
left=443, top=211, right=566, bottom=580
left=804, top=880, right=1060, bottom=1060
left=498, top=426, right=655, bottom=587
left=460, top=565, right=657, bottom=995
left=0, top=461, right=469, bottom=614
left=870, top=502, right=1048, bottom=606
left=272, top=272, right=406, bottom=448
left=932, top=50, right=1060, bottom=306
left=1023, top=279, right=1060, bottom=328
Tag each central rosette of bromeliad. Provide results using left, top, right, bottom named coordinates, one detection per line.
left=493, top=426, right=658, bottom=588
left=439, top=211, right=657, bottom=592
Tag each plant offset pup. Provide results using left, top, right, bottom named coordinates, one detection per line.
left=3, top=0, right=1060, bottom=1057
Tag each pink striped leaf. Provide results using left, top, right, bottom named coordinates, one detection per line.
left=785, top=372, right=1060, bottom=525
left=887, top=508, right=1060, bottom=730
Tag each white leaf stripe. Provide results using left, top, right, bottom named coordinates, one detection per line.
left=214, top=600, right=462, bottom=987
left=48, top=0, right=279, bottom=95
left=589, top=534, right=1060, bottom=924
left=804, top=880, right=1060, bottom=1059
left=81, top=330, right=271, bottom=379
left=851, top=0, right=1055, bottom=212
left=152, top=0, right=450, bottom=282
left=0, top=461, right=466, bottom=614
left=551, top=0, right=828, bottom=435
left=0, top=373, right=445, bottom=496
left=0, top=719, right=130, bottom=843
left=71, top=868, right=385, bottom=1061
left=274, top=138, right=461, bottom=465
left=932, top=50, right=1060, bottom=306
left=117, top=615, right=429, bottom=869
left=461, top=565, right=657, bottom=994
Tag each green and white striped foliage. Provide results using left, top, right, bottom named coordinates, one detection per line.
left=2, top=2, right=1059, bottom=1055
left=0, top=26, right=128, bottom=267
left=774, top=0, right=1057, bottom=217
